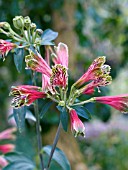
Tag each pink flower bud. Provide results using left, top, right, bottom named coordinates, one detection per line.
left=70, top=109, right=85, bottom=137
left=95, top=95, right=128, bottom=113
left=9, top=85, right=46, bottom=108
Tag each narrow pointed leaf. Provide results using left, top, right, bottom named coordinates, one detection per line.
left=3, top=152, right=35, bottom=170
left=57, top=106, right=68, bottom=131
left=3, top=161, right=35, bottom=170
left=4, top=152, right=34, bottom=164
left=40, top=100, right=53, bottom=119
left=13, top=107, right=26, bottom=133
left=14, top=48, right=24, bottom=72
left=72, top=106, right=91, bottom=120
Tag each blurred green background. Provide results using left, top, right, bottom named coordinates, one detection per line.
left=0, top=0, right=128, bottom=170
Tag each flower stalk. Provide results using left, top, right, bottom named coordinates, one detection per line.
left=71, top=97, right=95, bottom=106
left=46, top=121, right=62, bottom=169
left=32, top=71, right=44, bottom=170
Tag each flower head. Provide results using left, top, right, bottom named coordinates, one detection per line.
left=95, top=95, right=128, bottom=113
left=74, top=56, right=111, bottom=87
left=50, top=64, right=68, bottom=88
left=69, top=109, right=85, bottom=137
left=25, top=42, right=69, bottom=89
left=9, top=85, right=46, bottom=108
left=0, top=40, right=16, bottom=60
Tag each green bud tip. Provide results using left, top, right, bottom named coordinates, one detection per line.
left=24, top=16, right=31, bottom=28
left=13, top=16, right=24, bottom=30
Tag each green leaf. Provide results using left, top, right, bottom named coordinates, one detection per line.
left=57, top=106, right=68, bottom=132
left=14, top=48, right=24, bottom=72
left=43, top=145, right=71, bottom=170
left=41, top=29, right=58, bottom=45
left=13, top=107, right=26, bottom=133
left=4, top=152, right=33, bottom=164
left=3, top=161, right=35, bottom=170
left=40, top=99, right=53, bottom=119
left=72, top=106, right=92, bottom=120
left=3, top=152, right=35, bottom=170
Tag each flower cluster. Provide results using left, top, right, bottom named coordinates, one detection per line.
left=25, top=43, right=68, bottom=91
left=8, top=42, right=128, bottom=137
left=73, top=56, right=112, bottom=96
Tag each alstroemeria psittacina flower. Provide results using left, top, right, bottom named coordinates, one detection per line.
left=74, top=56, right=111, bottom=88
left=9, top=85, right=46, bottom=108
left=25, top=42, right=68, bottom=90
left=0, top=40, right=17, bottom=60
left=94, top=95, right=128, bottom=113
left=70, top=109, right=85, bottom=137
left=81, top=74, right=112, bottom=95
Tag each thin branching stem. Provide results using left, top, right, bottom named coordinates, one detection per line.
left=32, top=71, right=44, bottom=170
left=46, top=121, right=62, bottom=169
left=71, top=97, right=95, bottom=106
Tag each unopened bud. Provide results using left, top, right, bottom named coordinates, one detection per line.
left=0, top=22, right=11, bottom=30
left=30, top=23, right=36, bottom=31
left=13, top=16, right=24, bottom=29
left=24, top=16, right=31, bottom=29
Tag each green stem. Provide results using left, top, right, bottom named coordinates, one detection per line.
left=32, top=71, right=44, bottom=170
left=9, top=27, right=23, bottom=39
left=59, top=87, right=63, bottom=100
left=0, top=29, right=24, bottom=42
left=21, top=28, right=29, bottom=42
left=11, top=36, right=24, bottom=42
left=27, top=27, right=31, bottom=43
left=46, top=121, right=62, bottom=169
left=45, top=46, right=50, bottom=65
left=47, top=94, right=59, bottom=103
left=32, top=31, right=36, bottom=44
left=34, top=101, right=44, bottom=170
left=71, top=97, right=95, bottom=106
